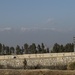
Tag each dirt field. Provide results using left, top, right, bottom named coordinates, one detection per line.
left=0, top=69, right=75, bottom=75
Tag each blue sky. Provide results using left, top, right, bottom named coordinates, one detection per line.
left=0, top=0, right=75, bottom=47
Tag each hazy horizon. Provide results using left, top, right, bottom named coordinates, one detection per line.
left=0, top=0, right=75, bottom=47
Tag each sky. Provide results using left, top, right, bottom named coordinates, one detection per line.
left=0, top=0, right=75, bottom=47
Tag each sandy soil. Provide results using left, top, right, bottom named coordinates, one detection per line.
left=0, top=69, right=75, bottom=75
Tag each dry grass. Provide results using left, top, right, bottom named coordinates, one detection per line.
left=0, top=69, right=75, bottom=75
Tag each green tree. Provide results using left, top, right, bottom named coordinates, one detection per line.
left=29, top=43, right=37, bottom=54
left=5, top=46, right=10, bottom=55
left=2, top=44, right=6, bottom=55
left=41, top=43, right=45, bottom=50
left=24, top=43, right=29, bottom=54
left=59, top=45, right=64, bottom=52
left=21, top=46, right=24, bottom=54
left=46, top=48, right=49, bottom=53
left=10, top=47, right=15, bottom=54
left=52, top=43, right=60, bottom=53
left=41, top=43, right=47, bottom=53
left=64, top=43, right=74, bottom=52
left=52, top=43, right=74, bottom=53
left=0, top=43, right=2, bottom=55
left=16, top=45, right=21, bottom=54
left=37, top=44, right=42, bottom=53
left=71, top=43, right=74, bottom=52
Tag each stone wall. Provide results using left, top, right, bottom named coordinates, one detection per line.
left=0, top=52, right=75, bottom=68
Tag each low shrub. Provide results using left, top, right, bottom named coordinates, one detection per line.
left=23, top=58, right=27, bottom=69
left=35, top=64, right=42, bottom=69
left=67, top=62, right=75, bottom=70
left=0, top=64, right=4, bottom=69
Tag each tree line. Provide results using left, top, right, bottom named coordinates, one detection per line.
left=51, top=43, right=74, bottom=53
left=0, top=43, right=49, bottom=55
left=0, top=43, right=74, bottom=55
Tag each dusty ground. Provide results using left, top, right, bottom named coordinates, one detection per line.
left=0, top=69, right=75, bottom=75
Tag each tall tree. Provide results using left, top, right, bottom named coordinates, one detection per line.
left=64, top=43, right=74, bottom=52
left=60, top=45, right=64, bottom=52
left=16, top=45, right=21, bottom=54
left=2, top=44, right=6, bottom=55
left=41, top=43, right=45, bottom=50
left=41, top=43, right=46, bottom=53
left=0, top=43, right=2, bottom=54
left=5, top=46, right=10, bottom=55
left=52, top=43, right=60, bottom=53
left=10, top=47, right=15, bottom=54
left=29, top=43, right=37, bottom=54
left=21, top=46, right=24, bottom=54
left=24, top=43, right=29, bottom=54
left=37, top=44, right=42, bottom=53
left=46, top=48, right=49, bottom=53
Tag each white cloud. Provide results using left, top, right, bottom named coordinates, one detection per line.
left=21, top=27, right=57, bottom=32
left=46, top=18, right=54, bottom=24
left=47, top=18, right=53, bottom=22
left=21, top=27, right=36, bottom=31
left=0, top=27, right=12, bottom=31
left=21, top=27, right=73, bottom=33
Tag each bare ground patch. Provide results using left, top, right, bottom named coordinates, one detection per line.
left=0, top=69, right=75, bottom=75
